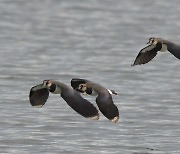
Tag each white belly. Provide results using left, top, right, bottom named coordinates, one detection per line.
left=160, top=44, right=168, bottom=52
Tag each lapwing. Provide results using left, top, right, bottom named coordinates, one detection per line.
left=29, top=80, right=99, bottom=120
left=71, top=78, right=119, bottom=123
left=132, top=37, right=180, bottom=66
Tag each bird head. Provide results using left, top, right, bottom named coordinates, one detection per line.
left=147, top=37, right=165, bottom=45
left=71, top=78, right=91, bottom=94
left=43, top=80, right=56, bottom=93
left=147, top=37, right=158, bottom=45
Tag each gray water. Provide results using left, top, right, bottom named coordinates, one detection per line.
left=0, top=0, right=180, bottom=154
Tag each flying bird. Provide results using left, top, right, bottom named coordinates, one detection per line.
left=29, top=80, right=99, bottom=120
left=132, top=37, right=180, bottom=66
left=71, top=78, right=119, bottom=123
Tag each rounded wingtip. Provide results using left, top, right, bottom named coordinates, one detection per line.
left=110, top=116, right=119, bottom=123
left=29, top=84, right=49, bottom=107
left=31, top=104, right=44, bottom=108
left=89, top=114, right=99, bottom=120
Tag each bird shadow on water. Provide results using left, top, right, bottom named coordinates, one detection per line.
left=132, top=147, right=165, bottom=154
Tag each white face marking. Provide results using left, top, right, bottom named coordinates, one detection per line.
left=43, top=80, right=48, bottom=86
left=148, top=38, right=158, bottom=45
left=43, top=80, right=52, bottom=87
left=149, top=38, right=154, bottom=44
left=43, top=80, right=61, bottom=94
left=152, top=40, right=158, bottom=45
left=47, top=82, right=52, bottom=88
left=78, top=84, right=87, bottom=91
left=147, top=38, right=154, bottom=44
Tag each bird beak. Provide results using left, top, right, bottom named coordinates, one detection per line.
left=146, top=41, right=150, bottom=44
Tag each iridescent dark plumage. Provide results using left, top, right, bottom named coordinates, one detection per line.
left=71, top=78, right=119, bottom=123
left=29, top=80, right=99, bottom=120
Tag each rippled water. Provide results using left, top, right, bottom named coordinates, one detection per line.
left=0, top=0, right=180, bottom=153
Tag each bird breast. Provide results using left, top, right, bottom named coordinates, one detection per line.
left=160, top=44, right=168, bottom=52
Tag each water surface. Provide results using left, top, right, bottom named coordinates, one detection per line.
left=0, top=0, right=180, bottom=153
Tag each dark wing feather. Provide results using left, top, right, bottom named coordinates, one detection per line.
left=166, top=43, right=180, bottom=60
left=132, top=42, right=162, bottom=66
left=61, top=89, right=99, bottom=120
left=96, top=92, right=119, bottom=122
left=29, top=84, right=49, bottom=107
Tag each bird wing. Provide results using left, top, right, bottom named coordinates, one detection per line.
left=95, top=91, right=119, bottom=123
left=29, top=84, right=49, bottom=107
left=166, top=43, right=180, bottom=60
left=132, top=42, right=162, bottom=66
left=61, top=89, right=99, bottom=120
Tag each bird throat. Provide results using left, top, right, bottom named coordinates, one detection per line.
left=49, top=84, right=61, bottom=94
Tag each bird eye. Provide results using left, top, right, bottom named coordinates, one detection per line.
left=149, top=38, right=154, bottom=44
left=80, top=85, right=83, bottom=89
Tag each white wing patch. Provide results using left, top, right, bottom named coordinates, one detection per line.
left=107, top=89, right=117, bottom=95
left=111, top=116, right=119, bottom=123
left=89, top=115, right=99, bottom=120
